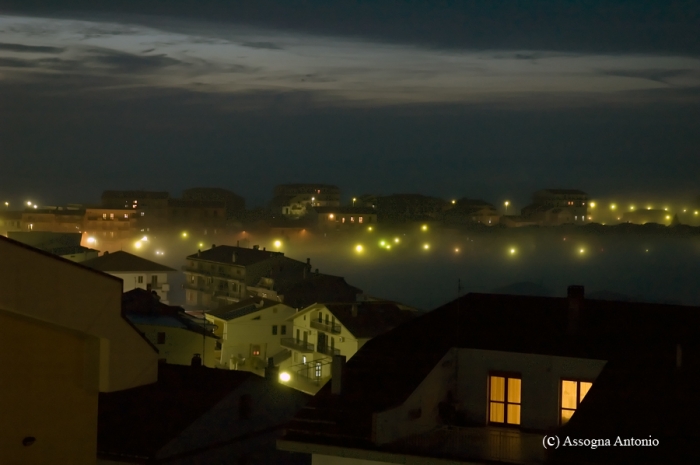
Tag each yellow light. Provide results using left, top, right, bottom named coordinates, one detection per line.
left=505, top=201, right=510, bottom=206
left=142, top=236, right=148, bottom=241
left=665, top=215, right=671, bottom=220
left=182, top=232, right=188, bottom=238
left=590, top=202, right=596, bottom=208
left=610, top=204, right=616, bottom=210
left=379, top=240, right=386, bottom=247
left=279, top=372, right=291, bottom=382
left=352, top=197, right=356, bottom=201
left=329, top=214, right=334, bottom=219
left=386, top=245, right=391, bottom=250
left=135, top=241, right=142, bottom=249
left=451, top=200, right=456, bottom=204
left=423, top=243, right=430, bottom=250
left=33, top=205, right=37, bottom=209
left=683, top=209, right=687, bottom=213
left=664, top=207, right=668, bottom=211
left=274, top=240, right=282, bottom=248
left=509, top=248, right=516, bottom=255
left=695, top=211, right=699, bottom=215
left=368, top=226, right=373, bottom=231
left=646, top=206, right=652, bottom=210
left=421, top=225, right=428, bottom=231
left=87, top=237, right=96, bottom=244
left=394, top=237, right=400, bottom=243
left=630, top=205, right=635, bottom=210
left=26, top=201, right=32, bottom=206
left=455, top=247, right=460, bottom=253
left=355, top=245, right=363, bottom=253
left=198, top=242, right=204, bottom=247
left=579, top=248, right=585, bottom=254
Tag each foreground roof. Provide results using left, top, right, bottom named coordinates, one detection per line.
left=323, top=302, right=419, bottom=339
left=82, top=251, right=175, bottom=273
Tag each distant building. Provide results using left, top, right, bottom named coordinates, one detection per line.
left=182, top=187, right=246, bottom=217
left=83, top=207, right=143, bottom=241
left=375, top=194, right=448, bottom=222
left=101, top=190, right=170, bottom=228
left=621, top=208, right=672, bottom=225
left=272, top=184, right=340, bottom=218
left=281, top=273, right=362, bottom=309
left=443, top=198, right=501, bottom=226
left=183, top=245, right=307, bottom=310
left=309, top=206, right=378, bottom=231
left=98, top=364, right=310, bottom=464
left=205, top=297, right=296, bottom=373
left=82, top=250, right=176, bottom=303
left=278, top=301, right=418, bottom=395
left=20, top=206, right=84, bottom=232
left=167, top=198, right=227, bottom=232
left=8, top=231, right=98, bottom=262
left=0, top=210, right=22, bottom=235
left=0, top=235, right=158, bottom=465
left=278, top=286, right=700, bottom=464
left=521, top=189, right=589, bottom=225
left=122, top=288, right=219, bottom=367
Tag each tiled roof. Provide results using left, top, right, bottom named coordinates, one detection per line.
left=207, top=297, right=282, bottom=321
left=283, top=289, right=700, bottom=449
left=187, top=245, right=283, bottom=266
left=82, top=251, right=175, bottom=273
left=324, top=302, right=419, bottom=339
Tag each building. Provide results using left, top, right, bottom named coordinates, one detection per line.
left=278, top=302, right=418, bottom=395
left=83, top=207, right=143, bottom=241
left=167, top=198, right=227, bottom=232
left=182, top=187, right=246, bottom=217
left=521, top=189, right=589, bottom=226
left=309, top=206, right=378, bottom=231
left=20, top=206, right=84, bottom=232
left=375, top=194, right=448, bottom=222
left=0, top=210, right=22, bottom=235
left=101, top=190, right=170, bottom=228
left=98, top=364, right=311, bottom=465
left=0, top=235, right=158, bottom=465
left=205, top=297, right=297, bottom=373
left=8, top=231, right=99, bottom=262
left=123, top=289, right=219, bottom=367
left=278, top=286, right=700, bottom=464
left=443, top=199, right=501, bottom=226
left=183, top=245, right=308, bottom=310
left=272, top=184, right=341, bottom=218
left=82, top=250, right=176, bottom=303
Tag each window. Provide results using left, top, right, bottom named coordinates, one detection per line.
left=272, top=325, right=278, bottom=335
left=151, top=275, right=158, bottom=285
left=359, top=216, right=363, bottom=223
left=190, top=276, right=195, bottom=283
left=102, top=213, right=107, bottom=220
left=138, top=276, right=144, bottom=284
left=350, top=217, right=355, bottom=222
left=281, top=325, right=287, bottom=335
left=315, top=361, right=322, bottom=378
left=124, top=214, right=128, bottom=219
left=488, top=374, right=521, bottom=425
left=341, top=217, right=345, bottom=223
left=318, top=313, right=323, bottom=323
left=157, top=332, right=166, bottom=344
left=110, top=213, right=114, bottom=219
left=561, top=380, right=592, bottom=424
left=252, top=345, right=261, bottom=356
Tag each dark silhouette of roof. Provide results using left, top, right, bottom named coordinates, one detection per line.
left=187, top=245, right=283, bottom=266
left=283, top=289, right=700, bottom=451
left=313, top=206, right=376, bottom=214
left=82, top=251, right=175, bottom=273
left=207, top=297, right=282, bottom=321
left=282, top=274, right=362, bottom=309
left=324, top=302, right=419, bottom=339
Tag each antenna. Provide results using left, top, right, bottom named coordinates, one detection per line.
left=457, top=278, right=463, bottom=297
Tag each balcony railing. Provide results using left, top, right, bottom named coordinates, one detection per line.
left=310, top=320, right=341, bottom=334
left=316, top=345, right=340, bottom=357
left=280, top=337, right=314, bottom=353
left=182, top=266, right=211, bottom=276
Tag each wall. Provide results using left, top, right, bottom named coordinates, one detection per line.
left=457, top=348, right=607, bottom=430
left=137, top=325, right=218, bottom=368
left=0, top=310, right=99, bottom=465
left=373, top=349, right=457, bottom=445
left=111, top=271, right=170, bottom=303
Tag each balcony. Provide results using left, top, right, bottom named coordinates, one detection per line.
left=280, top=337, right=314, bottom=353
left=182, top=266, right=211, bottom=276
left=310, top=320, right=341, bottom=334
left=316, top=345, right=340, bottom=357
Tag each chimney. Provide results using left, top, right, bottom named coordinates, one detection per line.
left=253, top=245, right=259, bottom=250
left=676, top=344, right=683, bottom=370
left=351, top=303, right=358, bottom=317
left=103, top=251, right=109, bottom=256
left=567, top=285, right=584, bottom=335
left=315, top=268, right=319, bottom=276
left=212, top=244, right=216, bottom=248
left=265, top=357, right=279, bottom=382
left=331, top=355, right=347, bottom=395
left=306, top=258, right=311, bottom=266
left=232, top=252, right=237, bottom=263
left=263, top=247, right=266, bottom=251
left=191, top=353, right=203, bottom=368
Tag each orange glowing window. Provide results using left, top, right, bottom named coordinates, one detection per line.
left=561, top=380, right=592, bottom=424
left=489, top=374, right=521, bottom=425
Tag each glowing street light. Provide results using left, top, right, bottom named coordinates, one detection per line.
left=274, top=240, right=282, bottom=248
left=182, top=232, right=188, bottom=238
left=421, top=225, right=428, bottom=231
left=610, top=204, right=617, bottom=210
left=579, top=248, right=585, bottom=254
left=509, top=248, right=516, bottom=255
left=352, top=197, right=357, bottom=206
left=33, top=205, right=37, bottom=209
left=590, top=202, right=596, bottom=208
left=379, top=240, right=386, bottom=247
left=367, top=226, right=373, bottom=231
left=394, top=237, right=400, bottom=243
left=451, top=200, right=456, bottom=205
left=454, top=247, right=460, bottom=253
left=280, top=372, right=291, bottom=382
left=355, top=244, right=363, bottom=253
left=26, top=201, right=32, bottom=206
left=423, top=243, right=430, bottom=250
left=86, top=237, right=96, bottom=245
left=135, top=241, right=142, bottom=249
left=504, top=201, right=510, bottom=214
left=3, top=201, right=8, bottom=208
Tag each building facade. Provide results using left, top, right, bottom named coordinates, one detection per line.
left=521, top=189, right=589, bottom=225
left=310, top=206, right=378, bottom=231
left=101, top=190, right=170, bottom=229
left=272, top=184, right=341, bottom=218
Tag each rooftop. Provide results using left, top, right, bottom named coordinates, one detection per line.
left=82, top=251, right=175, bottom=273
left=206, top=297, right=283, bottom=321
left=187, top=245, right=283, bottom=266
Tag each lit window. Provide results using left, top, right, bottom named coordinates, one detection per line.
left=561, top=380, right=592, bottom=424
left=315, top=361, right=322, bottom=378
left=359, top=216, right=363, bottom=223
left=102, top=213, right=107, bottom=220
left=489, top=374, right=521, bottom=425
left=110, top=213, right=114, bottom=219
left=124, top=214, right=128, bottom=218
left=342, top=218, right=345, bottom=223
left=252, top=345, right=261, bottom=356
left=350, top=217, right=355, bottom=222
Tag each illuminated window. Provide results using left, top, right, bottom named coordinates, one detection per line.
left=102, top=213, right=107, bottom=219
left=124, top=214, right=128, bottom=218
left=110, top=213, right=114, bottom=219
left=488, top=374, right=521, bottom=425
left=359, top=216, right=363, bottom=223
left=342, top=218, right=345, bottom=223
left=350, top=217, right=355, bottom=222
left=252, top=345, right=261, bottom=356
left=315, top=361, right=322, bottom=378
left=561, top=380, right=592, bottom=424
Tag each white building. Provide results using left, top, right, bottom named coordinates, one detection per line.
left=81, top=250, right=175, bottom=303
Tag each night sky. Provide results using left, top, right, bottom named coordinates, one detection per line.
left=1, top=1, right=699, bottom=207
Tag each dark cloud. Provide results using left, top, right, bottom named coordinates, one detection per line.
left=240, top=41, right=283, bottom=50
left=87, top=49, right=183, bottom=72
left=0, top=42, right=64, bottom=53
left=0, top=57, right=36, bottom=68
left=600, top=68, right=696, bottom=85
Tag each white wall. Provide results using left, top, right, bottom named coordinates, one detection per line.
left=111, top=271, right=170, bottom=303
left=457, top=348, right=607, bottom=430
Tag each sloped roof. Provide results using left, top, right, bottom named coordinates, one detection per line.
left=187, top=245, right=283, bottom=266
left=207, top=297, right=282, bottom=321
left=82, top=251, right=175, bottom=273
left=324, top=302, right=419, bottom=339
left=283, top=289, right=700, bottom=450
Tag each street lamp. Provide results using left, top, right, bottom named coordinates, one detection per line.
left=504, top=201, right=510, bottom=214
left=3, top=201, right=8, bottom=208
left=352, top=197, right=357, bottom=207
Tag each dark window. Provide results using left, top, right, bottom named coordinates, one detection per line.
left=272, top=325, right=278, bottom=335
left=157, top=332, right=166, bottom=344
left=318, top=313, right=323, bottom=322
left=138, top=276, right=144, bottom=284
left=281, top=325, right=287, bottom=335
